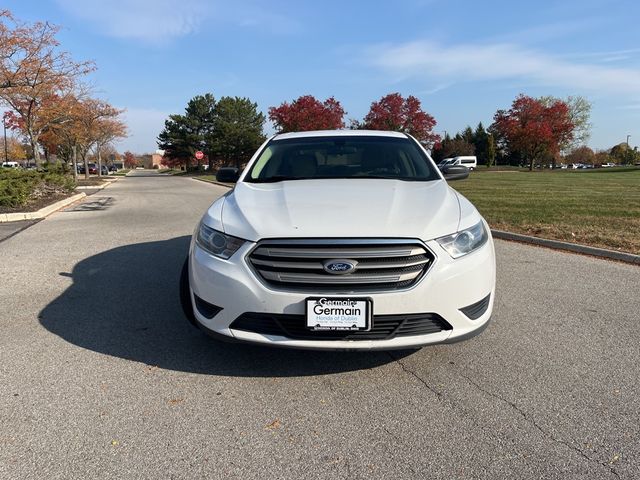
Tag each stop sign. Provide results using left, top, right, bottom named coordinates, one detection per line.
left=195, top=151, right=204, bottom=160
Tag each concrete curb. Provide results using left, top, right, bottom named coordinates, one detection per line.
left=0, top=192, right=86, bottom=223
left=76, top=177, right=119, bottom=190
left=492, top=230, right=640, bottom=265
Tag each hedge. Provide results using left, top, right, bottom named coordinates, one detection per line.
left=0, top=169, right=76, bottom=207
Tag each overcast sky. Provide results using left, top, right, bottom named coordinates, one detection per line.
left=6, top=0, right=640, bottom=153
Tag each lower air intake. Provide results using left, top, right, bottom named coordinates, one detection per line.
left=230, top=312, right=452, bottom=341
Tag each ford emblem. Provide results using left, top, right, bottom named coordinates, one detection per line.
left=323, top=259, right=358, bottom=275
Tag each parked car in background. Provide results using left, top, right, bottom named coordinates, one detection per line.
left=108, top=165, right=118, bottom=172
left=181, top=130, right=495, bottom=350
left=438, top=156, right=477, bottom=171
left=602, top=162, right=616, bottom=168
left=88, top=163, right=98, bottom=174
left=1, top=161, right=20, bottom=168
left=437, top=158, right=454, bottom=168
left=100, top=165, right=109, bottom=175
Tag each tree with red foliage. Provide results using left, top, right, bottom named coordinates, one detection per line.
left=123, top=151, right=137, bottom=169
left=268, top=95, right=345, bottom=132
left=491, top=95, right=574, bottom=171
left=362, top=93, right=440, bottom=147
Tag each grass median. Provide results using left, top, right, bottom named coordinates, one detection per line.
left=453, top=168, right=640, bottom=254
left=190, top=174, right=235, bottom=187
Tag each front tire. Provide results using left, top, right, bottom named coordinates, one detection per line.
left=180, top=257, right=198, bottom=327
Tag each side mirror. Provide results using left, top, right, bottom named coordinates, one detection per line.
left=440, top=165, right=469, bottom=181
left=216, top=167, right=240, bottom=183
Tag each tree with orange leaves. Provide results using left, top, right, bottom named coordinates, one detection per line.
left=0, top=130, right=26, bottom=162
left=92, top=116, right=127, bottom=177
left=36, top=96, right=126, bottom=179
left=0, top=10, right=93, bottom=164
left=123, top=151, right=137, bottom=169
left=76, top=99, right=126, bottom=178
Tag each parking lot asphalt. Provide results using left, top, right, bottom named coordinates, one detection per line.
left=0, top=219, right=39, bottom=243
left=1, top=170, right=638, bottom=479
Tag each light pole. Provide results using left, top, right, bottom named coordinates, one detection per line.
left=627, top=135, right=631, bottom=147
left=2, top=114, right=7, bottom=165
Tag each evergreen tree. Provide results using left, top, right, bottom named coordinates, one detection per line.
left=158, top=93, right=265, bottom=170
left=157, top=94, right=216, bottom=170
left=211, top=96, right=266, bottom=168
left=462, top=126, right=474, bottom=144
left=473, top=122, right=488, bottom=165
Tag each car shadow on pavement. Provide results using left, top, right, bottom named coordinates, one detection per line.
left=39, top=236, right=406, bottom=377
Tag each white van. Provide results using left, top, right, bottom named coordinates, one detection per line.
left=438, top=156, right=478, bottom=171
left=1, top=161, right=20, bottom=168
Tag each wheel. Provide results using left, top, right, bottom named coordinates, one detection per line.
left=180, top=257, right=198, bottom=327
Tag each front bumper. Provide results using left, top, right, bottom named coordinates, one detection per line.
left=188, top=235, right=496, bottom=351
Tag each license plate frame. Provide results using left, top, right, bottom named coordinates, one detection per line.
left=305, top=297, right=372, bottom=331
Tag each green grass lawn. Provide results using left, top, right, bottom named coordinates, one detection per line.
left=191, top=174, right=235, bottom=187
left=157, top=168, right=183, bottom=174
left=194, top=175, right=217, bottom=182
left=453, top=168, right=640, bottom=254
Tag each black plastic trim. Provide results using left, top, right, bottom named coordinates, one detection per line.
left=459, top=293, right=491, bottom=320
left=229, top=311, right=452, bottom=341
left=180, top=257, right=197, bottom=327
left=193, top=294, right=222, bottom=319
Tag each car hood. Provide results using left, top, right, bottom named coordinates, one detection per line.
left=208, top=179, right=462, bottom=242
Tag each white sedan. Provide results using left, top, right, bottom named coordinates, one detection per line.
left=181, top=130, right=495, bottom=350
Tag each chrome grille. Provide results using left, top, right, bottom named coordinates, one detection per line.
left=247, top=240, right=434, bottom=292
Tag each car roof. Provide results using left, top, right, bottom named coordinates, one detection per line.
left=272, top=129, right=409, bottom=140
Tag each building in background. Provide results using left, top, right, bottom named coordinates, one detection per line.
left=143, top=150, right=165, bottom=169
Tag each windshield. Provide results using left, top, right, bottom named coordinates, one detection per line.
left=246, top=136, right=439, bottom=183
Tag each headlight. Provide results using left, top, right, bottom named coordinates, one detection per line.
left=436, top=221, right=488, bottom=259
left=196, top=222, right=246, bottom=259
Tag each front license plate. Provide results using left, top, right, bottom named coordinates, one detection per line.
left=305, top=297, right=372, bottom=331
